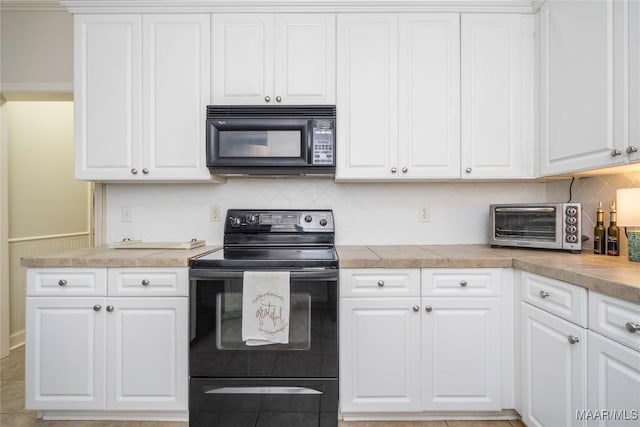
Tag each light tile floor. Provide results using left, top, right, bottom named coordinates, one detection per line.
left=1, top=347, right=525, bottom=427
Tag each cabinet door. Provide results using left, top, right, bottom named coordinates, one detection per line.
left=142, top=15, right=210, bottom=180
left=74, top=15, right=142, bottom=180
left=274, top=14, right=335, bottom=105
left=339, top=298, right=421, bottom=412
left=106, top=297, right=188, bottom=411
left=25, top=297, right=106, bottom=410
left=627, top=0, right=640, bottom=163
left=398, top=14, right=460, bottom=179
left=336, top=14, right=398, bottom=180
left=212, top=14, right=274, bottom=105
left=461, top=14, right=530, bottom=179
left=422, top=298, right=501, bottom=411
left=539, top=1, right=622, bottom=175
left=521, top=302, right=587, bottom=427
left=587, top=331, right=640, bottom=427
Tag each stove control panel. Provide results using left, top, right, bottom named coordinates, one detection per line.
left=226, top=209, right=334, bottom=232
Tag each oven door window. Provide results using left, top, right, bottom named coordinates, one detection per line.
left=494, top=207, right=557, bottom=241
left=190, top=276, right=337, bottom=378
left=217, top=291, right=310, bottom=350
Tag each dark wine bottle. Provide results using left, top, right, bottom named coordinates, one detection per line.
left=594, top=202, right=606, bottom=255
left=607, top=201, right=620, bottom=256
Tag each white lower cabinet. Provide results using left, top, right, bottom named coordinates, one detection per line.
left=340, top=268, right=504, bottom=415
left=25, top=268, right=188, bottom=416
left=521, top=302, right=587, bottom=427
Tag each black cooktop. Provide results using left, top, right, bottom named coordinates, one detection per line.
left=190, top=246, right=338, bottom=269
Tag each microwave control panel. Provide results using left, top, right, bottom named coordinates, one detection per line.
left=311, top=120, right=334, bottom=165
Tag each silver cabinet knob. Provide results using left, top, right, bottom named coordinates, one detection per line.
left=401, top=167, right=408, bottom=173
left=106, top=305, right=115, bottom=312
left=141, top=279, right=150, bottom=286
left=131, top=168, right=138, bottom=175
left=377, top=280, right=384, bottom=287
left=539, top=290, right=550, bottom=299
left=460, top=280, right=468, bottom=287
left=465, top=167, right=472, bottom=173
left=611, top=149, right=623, bottom=157
left=425, top=305, right=433, bottom=312
left=142, top=168, right=149, bottom=175
left=627, top=145, right=639, bottom=154
left=568, top=335, right=580, bottom=344
left=264, top=96, right=271, bottom=103
left=276, top=96, right=282, bottom=103
left=412, top=305, right=420, bottom=312
left=625, top=322, right=640, bottom=333
left=93, top=305, right=102, bottom=312
left=58, top=279, right=67, bottom=287
left=391, top=167, right=397, bottom=173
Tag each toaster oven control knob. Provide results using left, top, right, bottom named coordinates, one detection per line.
left=566, top=234, right=578, bottom=243
left=304, top=215, right=313, bottom=223
left=229, top=216, right=241, bottom=228
left=566, top=225, right=577, bottom=234
left=566, top=216, right=578, bottom=225
left=319, top=218, right=328, bottom=227
left=566, top=207, right=578, bottom=216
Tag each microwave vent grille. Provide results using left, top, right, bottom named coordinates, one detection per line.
left=207, top=105, right=336, bottom=118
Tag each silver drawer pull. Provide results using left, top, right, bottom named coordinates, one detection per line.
left=568, top=335, right=580, bottom=344
left=460, top=280, right=468, bottom=287
left=539, top=290, right=550, bottom=299
left=625, top=322, right=640, bottom=333
left=106, top=305, right=115, bottom=312
left=58, top=279, right=67, bottom=286
left=141, top=279, right=150, bottom=286
left=93, top=305, right=102, bottom=312
left=425, top=306, right=432, bottom=313
left=377, top=280, right=384, bottom=287
left=412, top=305, right=420, bottom=312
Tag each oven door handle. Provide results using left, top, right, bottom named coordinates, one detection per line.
left=189, top=268, right=338, bottom=281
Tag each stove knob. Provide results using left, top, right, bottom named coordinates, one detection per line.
left=304, top=215, right=313, bottom=223
left=228, top=216, right=241, bottom=228
left=246, top=214, right=258, bottom=224
left=319, top=218, right=328, bottom=227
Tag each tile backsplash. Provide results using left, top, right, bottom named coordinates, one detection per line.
left=547, top=172, right=640, bottom=255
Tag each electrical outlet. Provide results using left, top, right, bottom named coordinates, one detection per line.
left=210, top=205, right=222, bottom=222
left=121, top=207, right=133, bottom=223
left=419, top=206, right=430, bottom=223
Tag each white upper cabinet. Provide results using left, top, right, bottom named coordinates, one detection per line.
left=74, top=14, right=211, bottom=182
left=626, top=0, right=640, bottom=163
left=461, top=14, right=533, bottom=179
left=336, top=13, right=461, bottom=180
left=212, top=14, right=335, bottom=105
left=538, top=1, right=633, bottom=175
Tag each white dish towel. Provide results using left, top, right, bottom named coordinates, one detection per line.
left=241, top=271, right=290, bottom=346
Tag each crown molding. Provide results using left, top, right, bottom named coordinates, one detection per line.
left=0, top=0, right=66, bottom=11
left=57, top=0, right=537, bottom=14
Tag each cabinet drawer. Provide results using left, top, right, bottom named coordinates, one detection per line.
left=422, top=268, right=501, bottom=296
left=589, top=292, right=640, bottom=352
left=339, top=268, right=420, bottom=297
left=27, top=268, right=107, bottom=296
left=521, top=272, right=587, bottom=327
left=108, top=268, right=188, bottom=296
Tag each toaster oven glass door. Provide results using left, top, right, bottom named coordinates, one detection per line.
left=494, top=207, right=557, bottom=242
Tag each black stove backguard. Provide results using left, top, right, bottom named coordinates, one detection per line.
left=189, top=209, right=338, bottom=427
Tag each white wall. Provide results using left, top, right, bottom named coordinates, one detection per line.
left=105, top=180, right=547, bottom=245
left=0, top=10, right=73, bottom=91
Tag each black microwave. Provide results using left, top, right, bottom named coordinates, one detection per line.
left=206, top=105, right=336, bottom=175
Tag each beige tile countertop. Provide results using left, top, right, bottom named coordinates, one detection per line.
left=337, top=244, right=640, bottom=304
left=20, top=245, right=219, bottom=268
